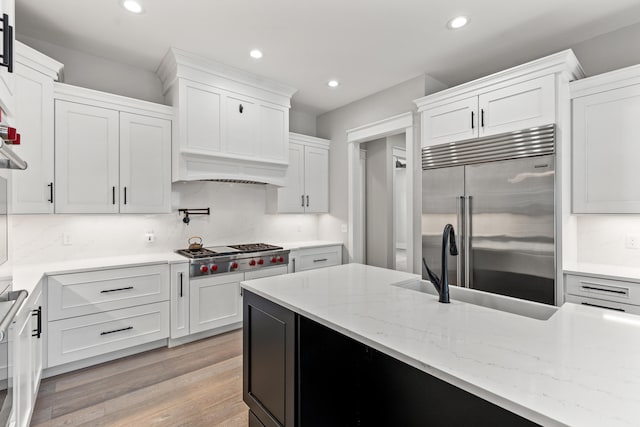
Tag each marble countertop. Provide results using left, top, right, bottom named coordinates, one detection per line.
left=241, top=263, right=640, bottom=427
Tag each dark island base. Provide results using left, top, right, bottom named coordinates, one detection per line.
left=243, top=291, right=539, bottom=427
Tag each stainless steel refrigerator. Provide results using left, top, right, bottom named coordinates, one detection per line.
left=421, top=125, right=556, bottom=305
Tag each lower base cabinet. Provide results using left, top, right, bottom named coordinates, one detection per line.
left=13, top=282, right=44, bottom=427
left=189, top=273, right=244, bottom=334
left=243, top=291, right=537, bottom=427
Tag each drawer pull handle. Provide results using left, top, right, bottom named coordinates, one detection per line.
left=100, top=286, right=134, bottom=294
left=313, top=258, right=328, bottom=263
left=100, top=326, right=133, bottom=336
left=581, top=302, right=625, bottom=312
left=581, top=285, right=627, bottom=295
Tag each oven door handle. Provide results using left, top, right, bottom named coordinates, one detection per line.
left=0, top=289, right=28, bottom=341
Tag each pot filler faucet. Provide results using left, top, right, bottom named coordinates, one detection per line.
left=422, top=224, right=458, bottom=304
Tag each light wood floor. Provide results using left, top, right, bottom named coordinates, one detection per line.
left=31, top=330, right=247, bottom=427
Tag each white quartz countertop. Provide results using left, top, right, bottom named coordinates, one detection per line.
left=0, top=252, right=188, bottom=295
left=241, top=263, right=640, bottom=427
left=565, top=262, right=640, bottom=282
left=277, top=240, right=343, bottom=250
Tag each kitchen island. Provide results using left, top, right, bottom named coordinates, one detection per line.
left=241, top=263, right=640, bottom=427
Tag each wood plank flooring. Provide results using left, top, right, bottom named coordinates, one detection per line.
left=31, top=330, right=247, bottom=427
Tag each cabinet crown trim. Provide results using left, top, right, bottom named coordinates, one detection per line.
left=53, top=83, right=174, bottom=119
left=414, top=49, right=584, bottom=111
left=157, top=47, right=297, bottom=105
left=570, top=64, right=640, bottom=99
left=16, top=41, right=64, bottom=80
left=289, top=132, right=330, bottom=148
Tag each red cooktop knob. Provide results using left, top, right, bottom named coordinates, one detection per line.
left=271, top=257, right=277, bottom=263
left=257, top=259, right=264, bottom=265
left=231, top=262, right=239, bottom=269
left=278, top=256, right=284, bottom=263
left=210, top=264, right=218, bottom=272
left=13, top=133, right=20, bottom=145
left=249, top=260, right=256, bottom=266
left=200, top=265, right=208, bottom=273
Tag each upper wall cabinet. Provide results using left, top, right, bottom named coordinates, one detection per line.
left=267, top=133, right=330, bottom=214
left=415, top=51, right=583, bottom=148
left=54, top=84, right=172, bottom=214
left=157, top=48, right=296, bottom=185
left=10, top=42, right=63, bottom=214
left=571, top=65, right=640, bottom=214
left=0, top=0, right=15, bottom=117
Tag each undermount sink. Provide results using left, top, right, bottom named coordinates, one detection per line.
left=393, top=280, right=558, bottom=321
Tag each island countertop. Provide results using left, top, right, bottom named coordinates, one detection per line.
left=240, top=263, right=640, bottom=427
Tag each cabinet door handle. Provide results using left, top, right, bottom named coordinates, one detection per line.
left=100, top=326, right=133, bottom=336
left=179, top=272, right=183, bottom=298
left=301, top=195, right=305, bottom=207
left=239, top=104, right=244, bottom=114
left=471, top=111, right=474, bottom=129
left=31, top=306, right=42, bottom=339
left=292, top=258, right=296, bottom=273
left=0, top=14, right=13, bottom=73
left=581, top=302, right=625, bottom=312
left=124, top=186, right=127, bottom=205
left=48, top=182, right=54, bottom=204
left=313, top=258, right=328, bottom=263
left=112, top=186, right=116, bottom=205
left=100, top=286, right=134, bottom=294
left=306, top=195, right=309, bottom=207
left=481, top=109, right=485, bottom=127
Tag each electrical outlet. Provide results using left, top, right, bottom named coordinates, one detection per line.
left=626, top=235, right=640, bottom=249
left=341, top=224, right=348, bottom=233
left=63, top=233, right=72, bottom=246
left=145, top=232, right=156, bottom=244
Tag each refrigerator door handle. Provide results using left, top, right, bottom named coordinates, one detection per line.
left=464, top=196, right=472, bottom=289
left=456, top=196, right=464, bottom=287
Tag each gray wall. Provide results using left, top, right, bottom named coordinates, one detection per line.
left=316, top=75, right=446, bottom=261
left=365, top=138, right=392, bottom=268
left=573, top=21, right=640, bottom=77
left=289, top=108, right=317, bottom=136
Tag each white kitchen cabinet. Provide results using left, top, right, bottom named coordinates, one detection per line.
left=0, top=0, right=14, bottom=117
left=54, top=100, right=120, bottom=214
left=189, top=273, right=243, bottom=334
left=571, top=65, right=640, bottom=213
left=158, top=48, right=295, bottom=185
left=416, top=54, right=578, bottom=148
left=10, top=43, right=62, bottom=214
left=267, top=133, right=330, bottom=214
left=244, top=265, right=288, bottom=281
left=289, top=245, right=343, bottom=273
left=565, top=272, right=640, bottom=315
left=170, top=263, right=190, bottom=339
left=13, top=282, right=43, bottom=427
left=421, top=97, right=478, bottom=146
left=54, top=84, right=173, bottom=214
left=119, top=112, right=171, bottom=213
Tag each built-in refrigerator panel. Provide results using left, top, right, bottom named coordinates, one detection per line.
left=465, top=155, right=555, bottom=304
left=422, top=166, right=464, bottom=286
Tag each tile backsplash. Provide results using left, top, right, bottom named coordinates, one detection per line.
left=10, top=181, right=319, bottom=263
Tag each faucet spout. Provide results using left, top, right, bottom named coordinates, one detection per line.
left=439, top=224, right=458, bottom=304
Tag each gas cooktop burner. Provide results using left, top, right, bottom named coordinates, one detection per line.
left=175, top=243, right=289, bottom=277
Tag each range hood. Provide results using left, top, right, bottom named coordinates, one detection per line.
left=157, top=48, right=296, bottom=187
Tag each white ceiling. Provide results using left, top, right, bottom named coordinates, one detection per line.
left=15, top=0, right=640, bottom=114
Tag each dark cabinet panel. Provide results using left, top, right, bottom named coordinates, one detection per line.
left=243, top=291, right=296, bottom=427
left=249, top=410, right=266, bottom=427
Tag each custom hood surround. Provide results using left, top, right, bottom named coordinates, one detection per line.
left=157, top=48, right=297, bottom=186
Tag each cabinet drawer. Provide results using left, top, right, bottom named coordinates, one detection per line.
left=565, top=274, right=640, bottom=306
left=48, top=264, right=170, bottom=321
left=48, top=301, right=170, bottom=367
left=294, top=246, right=342, bottom=272
left=565, top=294, right=640, bottom=316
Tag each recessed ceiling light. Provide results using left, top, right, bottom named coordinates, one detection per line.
left=447, top=16, right=468, bottom=29
left=250, top=49, right=263, bottom=59
left=328, top=80, right=339, bottom=88
left=121, top=0, right=143, bottom=13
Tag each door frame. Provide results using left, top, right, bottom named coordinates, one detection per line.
left=346, top=112, right=418, bottom=273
